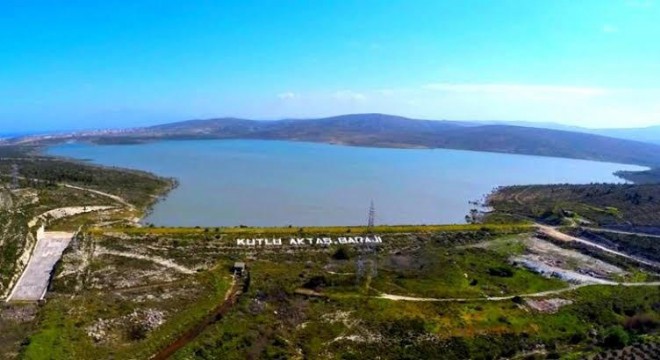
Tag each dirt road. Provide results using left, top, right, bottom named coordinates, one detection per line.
left=378, top=281, right=660, bottom=303
left=536, top=225, right=660, bottom=269
left=584, top=227, right=660, bottom=239
left=28, top=206, right=115, bottom=228
left=61, top=184, right=135, bottom=210
left=95, top=246, right=195, bottom=274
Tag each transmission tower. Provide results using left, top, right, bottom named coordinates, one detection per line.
left=11, top=164, right=19, bottom=189
left=355, top=200, right=378, bottom=283
left=367, top=200, right=375, bottom=231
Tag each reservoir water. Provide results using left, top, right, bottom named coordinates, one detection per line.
left=48, top=140, right=645, bottom=227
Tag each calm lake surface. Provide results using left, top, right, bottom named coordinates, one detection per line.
left=48, top=140, right=645, bottom=227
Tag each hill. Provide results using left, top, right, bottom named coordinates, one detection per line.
left=488, top=183, right=660, bottom=228
left=143, top=114, right=471, bottom=143
left=594, top=126, right=660, bottom=145
left=474, top=121, right=660, bottom=145
left=8, top=113, right=660, bottom=166
left=129, top=114, right=660, bottom=166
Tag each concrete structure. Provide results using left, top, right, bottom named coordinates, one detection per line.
left=233, top=262, right=246, bottom=276
left=7, top=231, right=74, bottom=301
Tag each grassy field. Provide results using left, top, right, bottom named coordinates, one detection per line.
left=22, top=265, right=232, bottom=360
left=0, top=209, right=31, bottom=294
left=170, top=255, right=660, bottom=360
left=9, top=225, right=656, bottom=359
left=368, top=244, right=567, bottom=299
left=0, top=156, right=174, bottom=210
left=487, top=183, right=660, bottom=227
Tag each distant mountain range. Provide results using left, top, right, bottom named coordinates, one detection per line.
left=5, top=113, right=660, bottom=167
left=595, top=126, right=660, bottom=145
left=473, top=121, right=660, bottom=145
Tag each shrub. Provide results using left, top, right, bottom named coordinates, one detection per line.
left=623, top=313, right=659, bottom=333
left=126, top=322, right=149, bottom=341
left=332, top=246, right=350, bottom=260
left=303, top=276, right=328, bottom=290
left=601, top=326, right=630, bottom=349
left=488, top=266, right=514, bottom=277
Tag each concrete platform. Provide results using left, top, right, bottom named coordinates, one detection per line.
left=7, top=231, right=74, bottom=301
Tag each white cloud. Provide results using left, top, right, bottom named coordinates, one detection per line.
left=332, top=90, right=367, bottom=102
left=263, top=84, right=659, bottom=128
left=602, top=24, right=619, bottom=33
left=277, top=92, right=298, bottom=100
left=422, top=83, right=610, bottom=97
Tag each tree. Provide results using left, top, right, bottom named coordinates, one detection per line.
left=465, top=208, right=483, bottom=224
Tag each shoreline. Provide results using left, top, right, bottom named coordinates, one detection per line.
left=9, top=135, right=656, bottom=171
left=40, top=140, right=651, bottom=228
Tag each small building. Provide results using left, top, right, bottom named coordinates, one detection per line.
left=233, top=262, right=246, bottom=276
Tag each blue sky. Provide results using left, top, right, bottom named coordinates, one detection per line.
left=1, top=0, right=659, bottom=132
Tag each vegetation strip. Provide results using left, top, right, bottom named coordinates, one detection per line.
left=151, top=275, right=244, bottom=360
